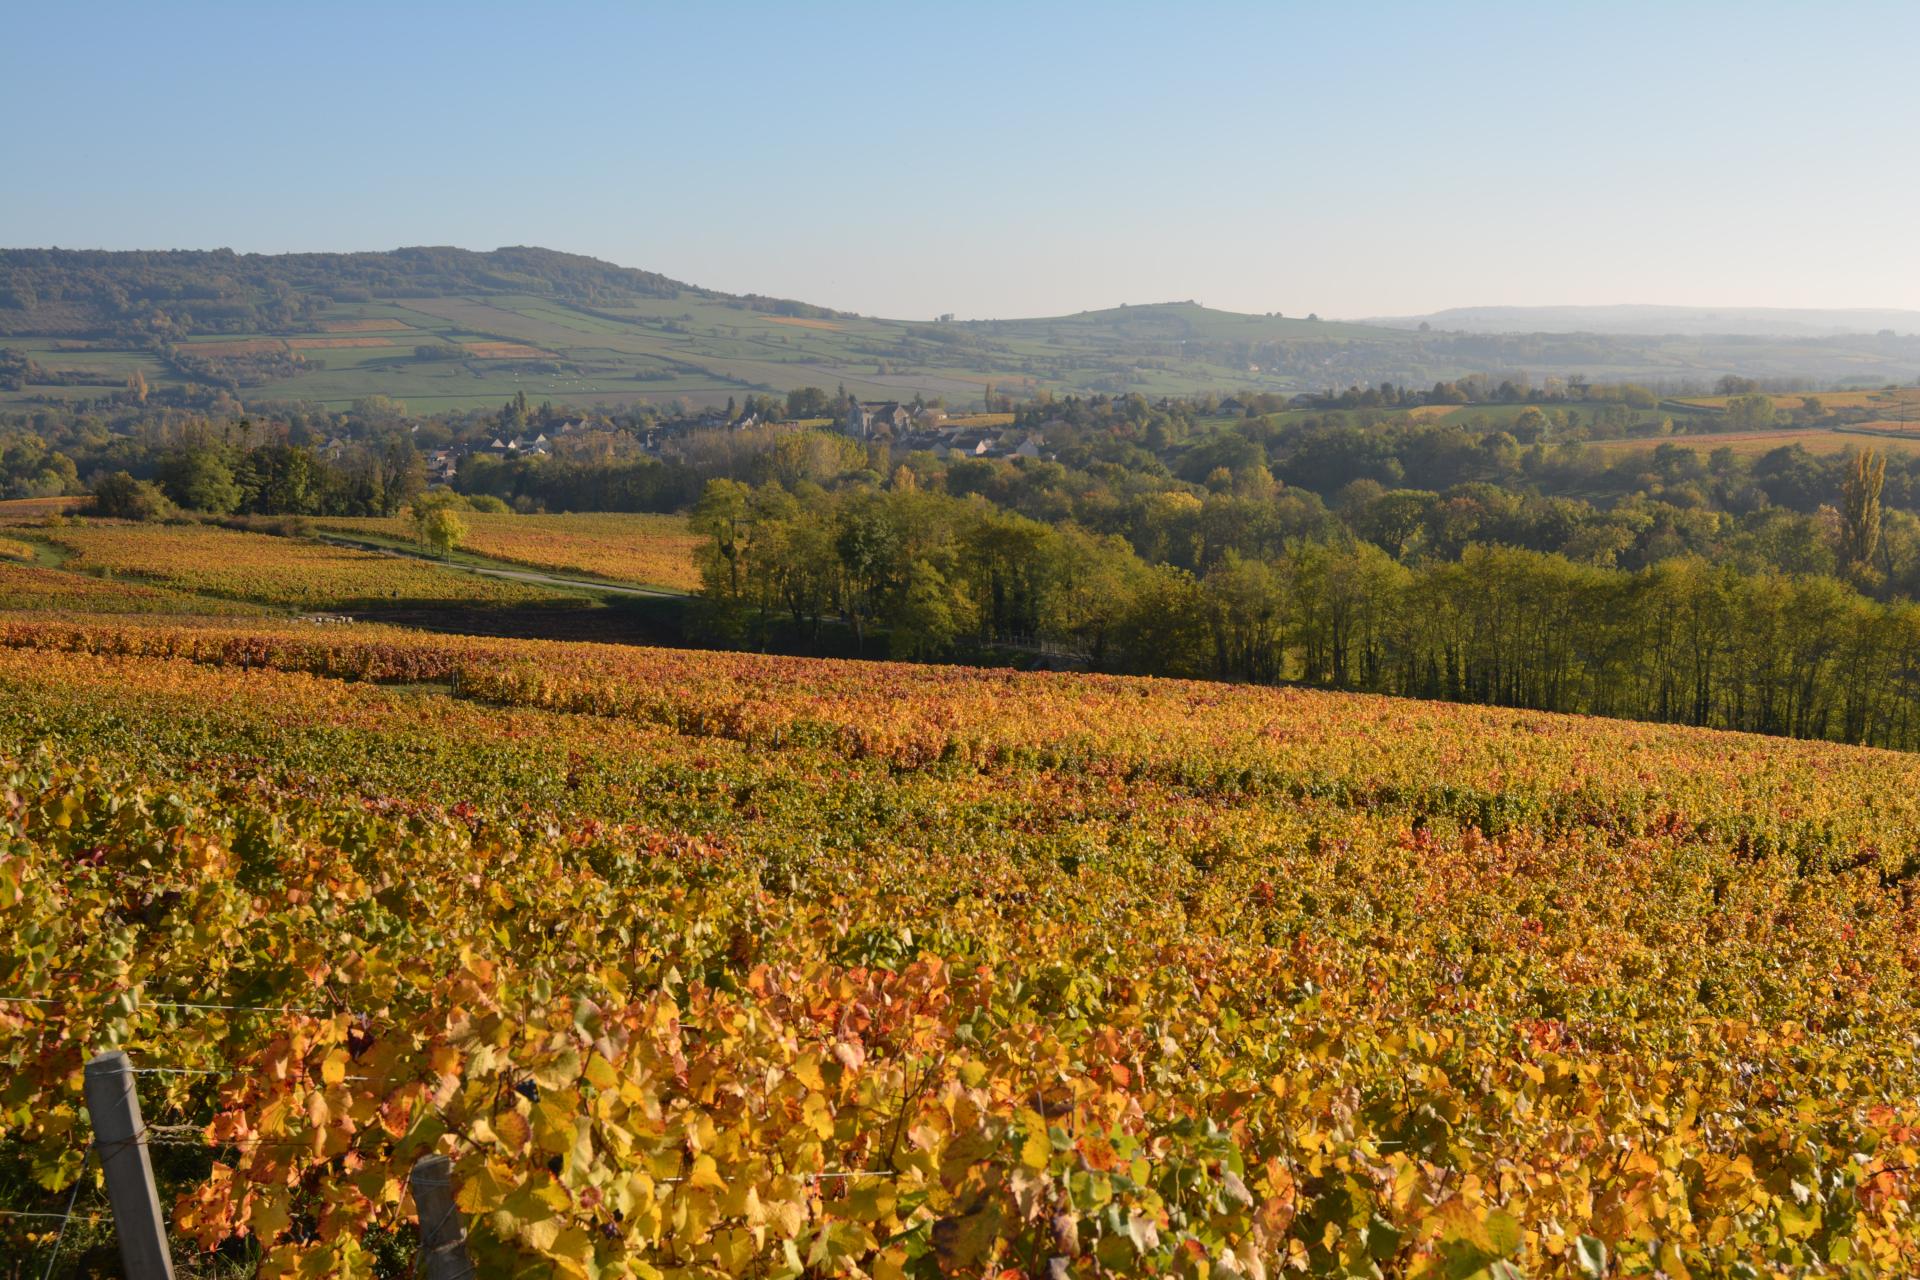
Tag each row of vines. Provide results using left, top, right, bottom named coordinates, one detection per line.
left=0, top=620, right=1916, bottom=1277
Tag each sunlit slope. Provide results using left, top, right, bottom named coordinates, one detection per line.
left=1, top=616, right=1915, bottom=1275
left=315, top=511, right=702, bottom=592
left=35, top=521, right=575, bottom=609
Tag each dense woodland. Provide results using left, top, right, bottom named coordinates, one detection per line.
left=12, top=384, right=1920, bottom=748
left=685, top=443, right=1920, bottom=749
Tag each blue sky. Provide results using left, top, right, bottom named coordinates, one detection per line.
left=4, top=1, right=1916, bottom=319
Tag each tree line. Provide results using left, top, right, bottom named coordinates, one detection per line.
left=21, top=383, right=1920, bottom=750
left=690, top=449, right=1920, bottom=751
left=86, top=429, right=429, bottom=520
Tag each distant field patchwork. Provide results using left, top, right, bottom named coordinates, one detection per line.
left=1589, top=427, right=1920, bottom=458
left=3, top=290, right=1394, bottom=413
left=287, top=336, right=397, bottom=350
left=319, top=317, right=414, bottom=333
left=10, top=271, right=1920, bottom=415
left=1673, top=387, right=1920, bottom=419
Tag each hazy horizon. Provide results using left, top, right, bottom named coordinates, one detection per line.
left=17, top=240, right=1920, bottom=331
left=6, top=1, right=1918, bottom=321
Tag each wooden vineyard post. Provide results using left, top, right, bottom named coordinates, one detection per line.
left=410, top=1153, right=473, bottom=1280
left=82, top=1050, right=177, bottom=1280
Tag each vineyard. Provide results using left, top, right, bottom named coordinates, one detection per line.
left=36, top=522, right=580, bottom=611
left=0, top=616, right=1916, bottom=1278
left=0, top=562, right=269, bottom=615
left=0, top=496, right=88, bottom=525
left=315, top=512, right=702, bottom=592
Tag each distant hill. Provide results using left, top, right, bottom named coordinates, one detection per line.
left=2, top=248, right=1918, bottom=413
left=1363, top=304, right=1920, bottom=337
left=961, top=300, right=1395, bottom=344
left=0, top=246, right=843, bottom=339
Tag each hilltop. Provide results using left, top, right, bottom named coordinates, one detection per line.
left=0, top=245, right=712, bottom=333
left=3, top=247, right=1920, bottom=413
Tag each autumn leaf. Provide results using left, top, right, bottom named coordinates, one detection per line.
left=249, top=1188, right=292, bottom=1244
left=932, top=1205, right=1004, bottom=1272
left=688, top=1154, right=727, bottom=1193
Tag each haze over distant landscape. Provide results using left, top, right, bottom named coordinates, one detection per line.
left=1362, top=305, right=1920, bottom=338
left=4, top=1, right=1919, bottom=320
left=6, top=245, right=1919, bottom=412
left=5, top=0, right=1920, bottom=406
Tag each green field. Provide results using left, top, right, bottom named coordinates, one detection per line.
left=6, top=291, right=1374, bottom=413
left=1587, top=426, right=1920, bottom=459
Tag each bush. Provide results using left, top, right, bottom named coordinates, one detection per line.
left=90, top=471, right=176, bottom=522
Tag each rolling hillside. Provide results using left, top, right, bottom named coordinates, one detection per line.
left=2, top=612, right=1918, bottom=1275
left=4, top=248, right=1920, bottom=413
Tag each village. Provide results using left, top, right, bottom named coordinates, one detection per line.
left=398, top=396, right=1054, bottom=488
